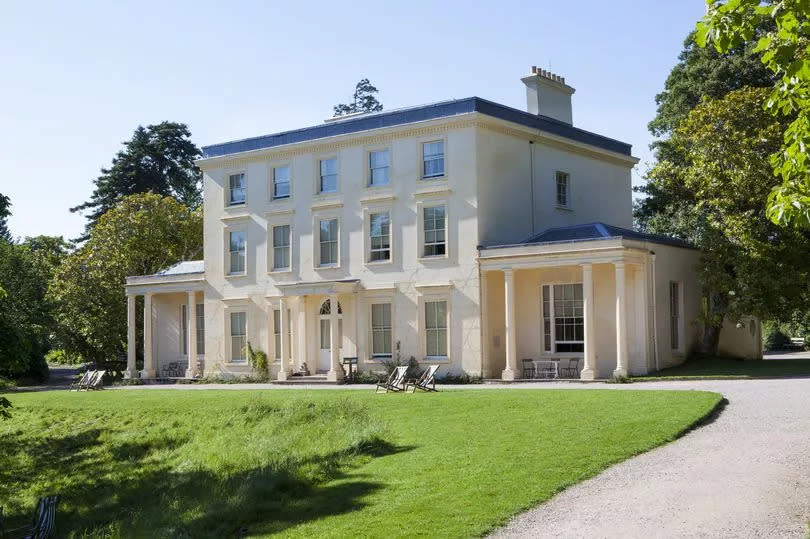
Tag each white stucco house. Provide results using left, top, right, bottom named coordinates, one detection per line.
left=124, top=67, right=761, bottom=382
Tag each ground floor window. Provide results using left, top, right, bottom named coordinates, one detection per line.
left=196, top=303, right=205, bottom=354
left=181, top=304, right=188, bottom=355
left=542, top=284, right=584, bottom=353
left=371, top=303, right=392, bottom=357
left=230, top=311, right=247, bottom=362
left=424, top=300, right=447, bottom=357
left=670, top=282, right=680, bottom=350
left=181, top=303, right=205, bottom=355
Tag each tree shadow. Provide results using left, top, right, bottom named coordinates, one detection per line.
left=0, top=428, right=415, bottom=537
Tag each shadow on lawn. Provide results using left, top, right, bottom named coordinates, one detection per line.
left=0, top=428, right=414, bottom=537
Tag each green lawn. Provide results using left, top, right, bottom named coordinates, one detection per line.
left=1, top=388, right=721, bottom=538
left=636, top=357, right=810, bottom=380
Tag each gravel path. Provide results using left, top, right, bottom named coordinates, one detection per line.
left=492, top=379, right=810, bottom=538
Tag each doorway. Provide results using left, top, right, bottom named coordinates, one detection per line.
left=317, top=299, right=342, bottom=372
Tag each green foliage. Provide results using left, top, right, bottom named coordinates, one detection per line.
left=1, top=389, right=721, bottom=537
left=333, top=78, right=383, bottom=117
left=380, top=355, right=420, bottom=380
left=697, top=1, right=810, bottom=227
left=0, top=396, right=10, bottom=420
left=50, top=193, right=203, bottom=363
left=70, top=122, right=203, bottom=239
left=44, top=348, right=84, bottom=365
left=0, top=192, right=11, bottom=241
left=246, top=342, right=269, bottom=380
left=436, top=372, right=483, bottom=384
left=606, top=374, right=632, bottom=384
left=763, top=323, right=793, bottom=350
left=639, top=356, right=810, bottom=379
left=350, top=370, right=388, bottom=384
left=638, top=87, right=810, bottom=353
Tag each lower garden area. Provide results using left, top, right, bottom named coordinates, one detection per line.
left=1, top=389, right=722, bottom=538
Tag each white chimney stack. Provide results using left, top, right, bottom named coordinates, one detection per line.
left=521, top=66, right=575, bottom=125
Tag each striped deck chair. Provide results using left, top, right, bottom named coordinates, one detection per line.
left=0, top=494, right=60, bottom=539
left=406, top=365, right=440, bottom=393
left=86, top=370, right=106, bottom=391
left=375, top=366, right=408, bottom=393
left=69, top=370, right=93, bottom=391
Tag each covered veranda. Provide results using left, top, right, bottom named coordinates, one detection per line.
left=479, top=232, right=656, bottom=380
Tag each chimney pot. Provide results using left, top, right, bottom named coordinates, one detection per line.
left=520, top=68, right=575, bottom=124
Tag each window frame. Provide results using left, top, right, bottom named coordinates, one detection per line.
left=272, top=306, right=292, bottom=361
left=313, top=212, right=342, bottom=269
left=270, top=223, right=292, bottom=272
left=367, top=147, right=391, bottom=188
left=421, top=139, right=446, bottom=180
left=225, top=226, right=247, bottom=277
left=317, top=156, right=339, bottom=195
left=540, top=282, right=585, bottom=356
left=416, top=197, right=449, bottom=261
left=270, top=163, right=292, bottom=201
left=228, top=310, right=248, bottom=363
left=180, top=304, right=188, bottom=356
left=670, top=281, right=684, bottom=353
left=226, top=171, right=247, bottom=207
left=364, top=208, right=392, bottom=265
left=370, top=302, right=393, bottom=358
left=416, top=285, right=452, bottom=362
left=555, top=171, right=571, bottom=209
left=195, top=303, right=205, bottom=355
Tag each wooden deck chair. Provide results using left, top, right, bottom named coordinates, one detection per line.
left=406, top=365, right=440, bottom=393
left=375, top=366, right=408, bottom=393
left=69, top=370, right=93, bottom=391
left=0, top=494, right=60, bottom=539
left=86, top=370, right=106, bottom=391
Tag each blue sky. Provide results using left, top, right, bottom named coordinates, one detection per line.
left=0, top=1, right=705, bottom=240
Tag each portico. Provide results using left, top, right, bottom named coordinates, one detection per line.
left=479, top=234, right=654, bottom=380
left=124, top=261, right=206, bottom=379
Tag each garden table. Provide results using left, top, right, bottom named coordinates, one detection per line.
left=532, top=359, right=559, bottom=379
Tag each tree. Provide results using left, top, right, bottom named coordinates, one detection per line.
left=696, top=1, right=810, bottom=227
left=70, top=122, right=203, bottom=240
left=333, top=78, right=383, bottom=117
left=51, top=193, right=202, bottom=362
left=0, top=192, right=11, bottom=241
left=642, top=87, right=810, bottom=355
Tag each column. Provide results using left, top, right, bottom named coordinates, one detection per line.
left=125, top=294, right=138, bottom=379
left=580, top=263, right=597, bottom=380
left=277, top=297, right=289, bottom=380
left=326, top=293, right=344, bottom=381
left=142, top=292, right=156, bottom=378
left=501, top=268, right=517, bottom=380
left=613, top=261, right=629, bottom=377
left=186, top=291, right=199, bottom=378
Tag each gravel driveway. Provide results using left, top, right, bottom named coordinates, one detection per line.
left=492, top=378, right=810, bottom=538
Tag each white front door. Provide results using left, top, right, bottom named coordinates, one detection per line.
left=318, top=316, right=343, bottom=372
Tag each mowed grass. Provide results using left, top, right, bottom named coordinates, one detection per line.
left=637, top=357, right=810, bottom=380
left=1, top=388, right=722, bottom=538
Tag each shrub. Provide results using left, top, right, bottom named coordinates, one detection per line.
left=246, top=342, right=269, bottom=381
left=436, top=373, right=482, bottom=384
left=351, top=370, right=388, bottom=384
left=763, top=326, right=792, bottom=351
left=606, top=374, right=632, bottom=384
left=45, top=348, right=84, bottom=365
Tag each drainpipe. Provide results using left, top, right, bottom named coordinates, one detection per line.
left=650, top=251, right=660, bottom=371
left=529, top=141, right=536, bottom=235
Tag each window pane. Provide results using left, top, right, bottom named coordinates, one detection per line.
left=422, top=141, right=444, bottom=178
left=196, top=303, right=205, bottom=354
left=320, top=158, right=338, bottom=193
left=181, top=304, right=188, bottom=355
left=369, top=212, right=390, bottom=262
left=229, top=174, right=245, bottom=205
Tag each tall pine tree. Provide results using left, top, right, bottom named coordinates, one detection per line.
left=70, top=121, right=202, bottom=240
left=333, top=79, right=383, bottom=117
left=0, top=193, right=11, bottom=241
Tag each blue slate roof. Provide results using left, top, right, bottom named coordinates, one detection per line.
left=201, top=97, right=632, bottom=159
left=483, top=222, right=694, bottom=250
left=155, top=260, right=204, bottom=275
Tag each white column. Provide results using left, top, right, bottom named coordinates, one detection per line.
left=186, top=291, right=198, bottom=378
left=613, top=261, right=629, bottom=377
left=580, top=263, right=597, bottom=380
left=277, top=297, right=289, bottom=380
left=501, top=268, right=517, bottom=380
left=142, top=292, right=156, bottom=378
left=326, top=293, right=344, bottom=381
left=125, top=293, right=138, bottom=379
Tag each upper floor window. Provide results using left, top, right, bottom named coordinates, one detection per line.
left=228, top=173, right=246, bottom=205
left=423, top=141, right=445, bottom=178
left=542, top=284, right=583, bottom=353
left=423, top=205, right=446, bottom=257
left=272, top=225, right=290, bottom=271
left=272, top=165, right=290, bottom=200
left=369, top=150, right=390, bottom=186
left=319, top=158, right=338, bottom=193
left=230, top=311, right=247, bottom=362
left=556, top=171, right=570, bottom=208
left=369, top=212, right=391, bottom=262
left=229, top=230, right=245, bottom=275
left=319, top=218, right=339, bottom=266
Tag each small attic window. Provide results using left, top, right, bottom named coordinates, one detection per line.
left=555, top=171, right=570, bottom=208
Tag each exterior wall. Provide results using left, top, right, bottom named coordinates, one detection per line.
left=476, top=128, right=634, bottom=247
left=201, top=120, right=482, bottom=376
left=152, top=293, right=204, bottom=375
left=716, top=317, right=763, bottom=360
left=649, top=243, right=702, bottom=370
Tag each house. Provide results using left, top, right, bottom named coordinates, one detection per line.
left=123, top=67, right=761, bottom=381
